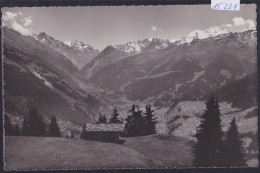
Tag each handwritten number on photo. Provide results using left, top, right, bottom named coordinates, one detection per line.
left=212, top=3, right=238, bottom=10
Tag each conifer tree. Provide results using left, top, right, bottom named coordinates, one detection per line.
left=71, top=131, right=75, bottom=139
left=144, top=104, right=157, bottom=135
left=134, top=105, right=144, bottom=135
left=80, top=124, right=86, bottom=139
left=13, top=123, right=21, bottom=136
left=4, top=114, right=13, bottom=136
left=103, top=115, right=107, bottom=123
left=22, top=115, right=30, bottom=136
left=37, top=115, right=47, bottom=136
left=98, top=114, right=107, bottom=123
left=193, top=95, right=224, bottom=167
left=48, top=116, right=61, bottom=137
left=109, top=108, right=122, bottom=123
left=223, top=118, right=246, bottom=166
left=124, top=104, right=144, bottom=137
left=22, top=107, right=46, bottom=136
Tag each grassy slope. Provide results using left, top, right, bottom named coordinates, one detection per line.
left=122, top=135, right=193, bottom=167
left=4, top=135, right=193, bottom=170
left=4, top=136, right=149, bottom=170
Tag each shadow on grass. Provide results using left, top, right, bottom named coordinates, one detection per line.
left=118, top=139, right=126, bottom=144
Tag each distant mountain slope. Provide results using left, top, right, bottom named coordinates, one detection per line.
left=203, top=72, right=257, bottom=109
left=35, top=32, right=99, bottom=70
left=3, top=27, right=110, bottom=124
left=85, top=29, right=256, bottom=107
left=81, top=37, right=178, bottom=78
left=3, top=27, right=79, bottom=77
left=81, top=45, right=129, bottom=78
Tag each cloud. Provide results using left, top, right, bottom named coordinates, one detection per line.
left=222, top=17, right=256, bottom=32
left=2, top=11, right=17, bottom=21
left=222, top=23, right=232, bottom=27
left=2, top=11, right=33, bottom=35
left=245, top=19, right=256, bottom=30
left=24, top=17, right=33, bottom=26
left=151, top=26, right=162, bottom=31
left=232, top=17, right=246, bottom=26
left=152, top=26, right=157, bottom=31
left=12, top=21, right=31, bottom=35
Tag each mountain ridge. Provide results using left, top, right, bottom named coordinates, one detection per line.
left=3, top=27, right=111, bottom=126
left=35, top=32, right=99, bottom=70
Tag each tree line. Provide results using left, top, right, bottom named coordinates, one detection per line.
left=193, top=95, right=246, bottom=167
left=5, top=107, right=61, bottom=137
left=6, top=104, right=158, bottom=139
left=80, top=104, right=158, bottom=139
left=97, top=107, right=123, bottom=124
left=123, top=104, right=157, bottom=137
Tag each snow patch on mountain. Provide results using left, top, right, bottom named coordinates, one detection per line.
left=175, top=26, right=230, bottom=45
left=189, top=26, right=230, bottom=40
left=220, top=69, right=232, bottom=79
left=32, top=71, right=54, bottom=89
left=33, top=32, right=99, bottom=70
left=64, top=40, right=97, bottom=51
left=113, top=41, right=144, bottom=53
left=188, top=71, right=205, bottom=83
left=114, top=37, right=172, bottom=53
left=112, top=26, right=255, bottom=53
left=175, top=83, right=183, bottom=92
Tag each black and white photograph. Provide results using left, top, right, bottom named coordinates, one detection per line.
left=2, top=4, right=258, bottom=170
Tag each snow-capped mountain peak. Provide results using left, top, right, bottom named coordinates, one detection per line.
left=113, top=37, right=172, bottom=53
left=113, top=26, right=232, bottom=53
left=33, top=32, right=99, bottom=70
left=113, top=40, right=148, bottom=53
left=188, top=26, right=230, bottom=39
left=148, top=37, right=168, bottom=42
left=64, top=40, right=96, bottom=51
left=176, top=26, right=230, bottom=44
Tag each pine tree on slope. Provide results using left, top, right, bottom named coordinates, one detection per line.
left=48, top=116, right=61, bottom=137
left=223, top=118, right=246, bottom=167
left=22, top=107, right=46, bottom=136
left=124, top=104, right=143, bottom=137
left=193, top=95, right=224, bottom=167
left=144, top=104, right=157, bottom=135
left=109, top=108, right=122, bottom=123
left=80, top=124, right=86, bottom=139
left=123, top=105, right=135, bottom=137
left=98, top=114, right=107, bottom=123
left=37, top=115, right=47, bottom=136
left=4, top=114, right=13, bottom=136
left=71, top=131, right=75, bottom=139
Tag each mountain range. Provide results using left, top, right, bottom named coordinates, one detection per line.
left=82, top=28, right=256, bottom=107
left=34, top=32, right=99, bottom=70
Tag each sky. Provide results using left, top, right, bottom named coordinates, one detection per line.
left=2, top=5, right=257, bottom=50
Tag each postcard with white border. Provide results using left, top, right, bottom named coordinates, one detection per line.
left=2, top=3, right=258, bottom=170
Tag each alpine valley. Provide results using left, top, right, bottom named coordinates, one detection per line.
left=3, top=25, right=258, bottom=166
